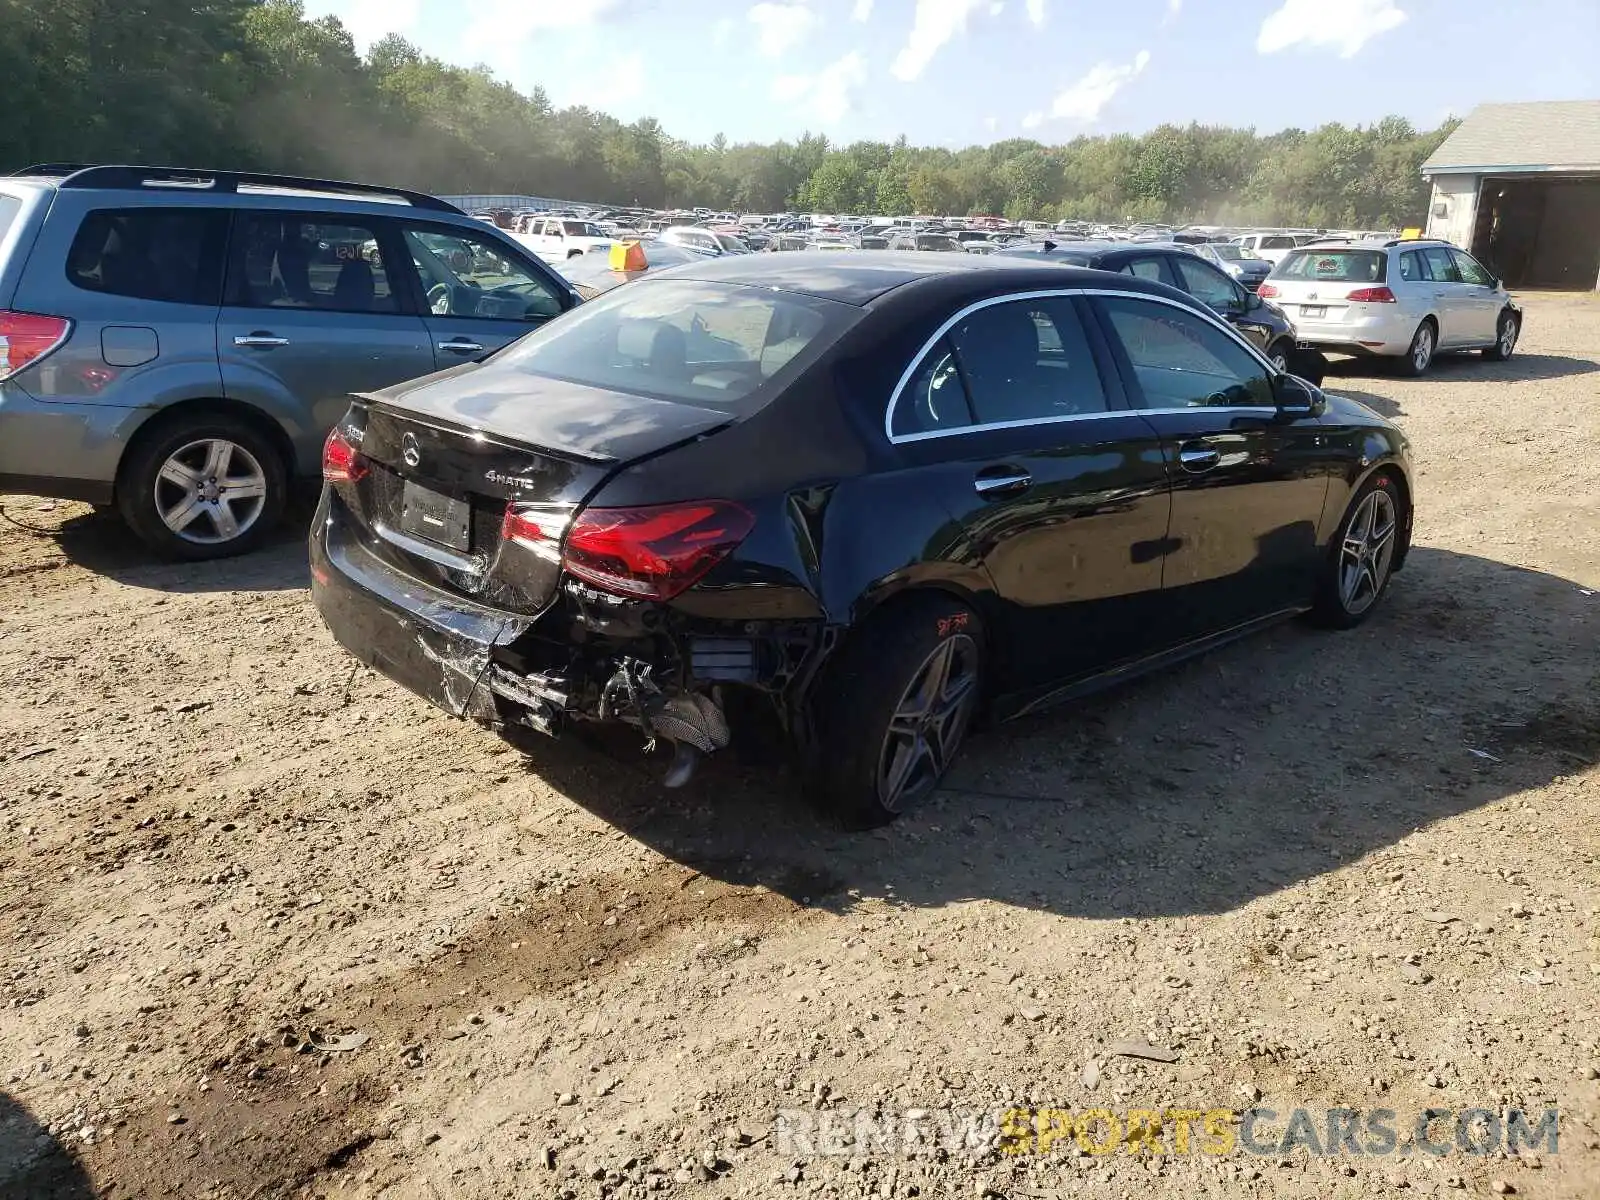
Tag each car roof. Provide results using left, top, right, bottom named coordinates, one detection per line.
left=649, top=251, right=1204, bottom=307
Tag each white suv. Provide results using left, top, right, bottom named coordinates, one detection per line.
left=1259, top=239, right=1522, bottom=376
left=512, top=216, right=615, bottom=262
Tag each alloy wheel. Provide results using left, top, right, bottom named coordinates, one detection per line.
left=877, top=634, right=980, bottom=812
left=1498, top=319, right=1517, bottom=357
left=1412, top=325, right=1433, bottom=372
left=153, top=438, right=268, bottom=545
left=1269, top=349, right=1290, bottom=373
left=1338, top=487, right=1398, bottom=616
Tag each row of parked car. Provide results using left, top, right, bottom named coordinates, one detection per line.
left=0, top=164, right=1523, bottom=824
left=0, top=166, right=1519, bottom=565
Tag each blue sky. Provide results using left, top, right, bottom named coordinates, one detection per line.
left=301, top=0, right=1599, bottom=146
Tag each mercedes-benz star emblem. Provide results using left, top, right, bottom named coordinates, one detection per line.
left=401, top=432, right=422, bottom=468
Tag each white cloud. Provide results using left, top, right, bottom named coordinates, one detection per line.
left=1026, top=0, right=1046, bottom=26
left=852, top=0, right=873, bottom=19
left=556, top=50, right=648, bottom=111
left=300, top=0, right=422, bottom=51
left=712, top=17, right=735, bottom=46
left=1047, top=49, right=1150, bottom=124
left=1020, top=111, right=1043, bottom=129
left=1167, top=0, right=1182, bottom=14
left=988, top=1, right=1004, bottom=13
left=749, top=2, right=819, bottom=58
left=457, top=0, right=628, bottom=77
left=891, top=0, right=987, bottom=82
left=1257, top=0, right=1407, bottom=57
left=773, top=50, right=867, bottom=125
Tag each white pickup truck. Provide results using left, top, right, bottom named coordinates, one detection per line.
left=511, top=216, right=616, bottom=263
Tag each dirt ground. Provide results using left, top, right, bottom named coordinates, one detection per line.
left=1, top=293, right=1597, bottom=1200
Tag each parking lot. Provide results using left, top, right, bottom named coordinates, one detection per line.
left=1, top=292, right=1597, bottom=1198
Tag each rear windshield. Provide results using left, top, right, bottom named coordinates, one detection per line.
left=1210, top=243, right=1250, bottom=261
left=1260, top=235, right=1297, bottom=250
left=0, top=194, right=22, bottom=245
left=1274, top=249, right=1388, bottom=283
left=489, top=278, right=856, bottom=413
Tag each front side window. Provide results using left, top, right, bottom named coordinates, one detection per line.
left=1422, top=247, right=1461, bottom=283
left=1097, top=296, right=1273, bottom=410
left=489, top=278, right=853, bottom=413
left=1452, top=250, right=1493, bottom=286
left=68, top=208, right=227, bottom=305
left=234, top=214, right=396, bottom=313
left=1172, top=256, right=1243, bottom=313
left=402, top=225, right=564, bottom=322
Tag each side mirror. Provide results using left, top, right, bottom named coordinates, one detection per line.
left=1273, top=372, right=1325, bottom=418
left=1245, top=290, right=1264, bottom=311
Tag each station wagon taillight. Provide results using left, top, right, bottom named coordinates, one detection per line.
left=1255, top=283, right=1279, bottom=298
left=506, top=499, right=755, bottom=601
left=0, top=311, right=72, bottom=382
left=321, top=427, right=368, bottom=483
left=1345, top=286, right=1397, bottom=303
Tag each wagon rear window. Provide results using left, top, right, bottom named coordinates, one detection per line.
left=1274, top=249, right=1387, bottom=283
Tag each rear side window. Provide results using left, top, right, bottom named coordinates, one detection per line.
left=232, top=214, right=398, bottom=313
left=1274, top=249, right=1387, bottom=283
left=1398, top=250, right=1427, bottom=282
left=1422, top=247, right=1460, bottom=283
left=66, top=208, right=228, bottom=305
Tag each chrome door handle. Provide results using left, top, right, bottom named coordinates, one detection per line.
left=438, top=339, right=486, bottom=354
left=974, top=467, right=1032, bottom=497
left=234, top=334, right=289, bottom=348
left=1178, top=443, right=1221, bottom=473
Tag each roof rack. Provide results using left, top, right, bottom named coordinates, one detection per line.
left=26, top=165, right=461, bottom=213
left=10, top=163, right=97, bottom=177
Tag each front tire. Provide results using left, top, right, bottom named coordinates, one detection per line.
left=117, top=415, right=287, bottom=561
left=1310, top=473, right=1403, bottom=629
left=811, top=596, right=983, bottom=829
left=1483, top=311, right=1519, bottom=361
left=1398, top=320, right=1435, bottom=377
left=1266, top=340, right=1292, bottom=374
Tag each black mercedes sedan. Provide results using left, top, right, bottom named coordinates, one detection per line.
left=311, top=254, right=1413, bottom=827
left=996, top=240, right=1307, bottom=374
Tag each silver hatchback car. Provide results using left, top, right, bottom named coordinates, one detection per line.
left=1258, top=238, right=1521, bottom=376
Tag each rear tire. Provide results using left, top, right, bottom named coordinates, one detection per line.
left=811, top=595, right=984, bottom=829
left=1310, top=473, right=1403, bottom=629
left=1397, top=320, right=1435, bottom=377
left=117, top=414, right=288, bottom=561
left=1482, top=311, right=1519, bottom=361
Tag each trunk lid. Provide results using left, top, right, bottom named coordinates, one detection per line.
left=341, top=362, right=735, bottom=614
left=1266, top=248, right=1390, bottom=325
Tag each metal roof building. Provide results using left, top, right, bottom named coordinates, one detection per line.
left=1422, top=100, right=1600, bottom=290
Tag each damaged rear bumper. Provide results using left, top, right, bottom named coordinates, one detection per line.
left=310, top=494, right=530, bottom=722
left=309, top=492, right=809, bottom=783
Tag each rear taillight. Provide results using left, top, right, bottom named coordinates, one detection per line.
left=321, top=427, right=368, bottom=483
left=0, top=311, right=72, bottom=382
left=1255, top=283, right=1279, bottom=298
left=507, top=499, right=755, bottom=601
left=1345, top=286, right=1396, bottom=303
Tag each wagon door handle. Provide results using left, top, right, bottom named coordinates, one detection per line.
left=234, top=333, right=290, bottom=348
left=973, top=465, right=1032, bottom=498
left=437, top=338, right=486, bottom=354
left=1177, top=442, right=1222, bottom=474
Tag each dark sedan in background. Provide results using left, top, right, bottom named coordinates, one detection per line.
left=311, top=254, right=1411, bottom=827
left=997, top=240, right=1310, bottom=375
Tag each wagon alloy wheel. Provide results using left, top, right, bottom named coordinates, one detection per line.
left=1338, top=487, right=1398, bottom=617
left=1498, top=318, right=1517, bottom=357
left=153, top=438, right=268, bottom=545
left=877, top=633, right=980, bottom=812
left=1410, top=324, right=1433, bottom=373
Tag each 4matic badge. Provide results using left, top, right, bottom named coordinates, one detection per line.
left=485, top=469, right=538, bottom=490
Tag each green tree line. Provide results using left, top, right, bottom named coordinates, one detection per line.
left=0, top=0, right=1454, bottom=227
